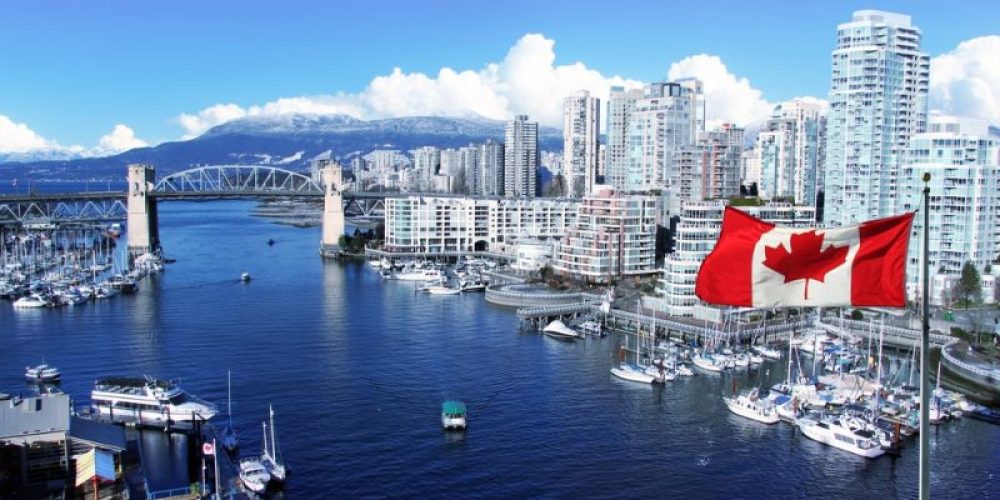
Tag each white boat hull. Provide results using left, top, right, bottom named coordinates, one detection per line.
left=611, top=366, right=655, bottom=384
left=797, top=419, right=884, bottom=459
left=724, top=397, right=780, bottom=424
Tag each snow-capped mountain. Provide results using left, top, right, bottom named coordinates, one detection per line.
left=0, top=114, right=563, bottom=180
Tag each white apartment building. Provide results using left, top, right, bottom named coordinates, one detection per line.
left=645, top=200, right=816, bottom=317
left=459, top=145, right=480, bottom=195
left=898, top=114, right=1000, bottom=301
left=824, top=10, right=929, bottom=226
left=755, top=100, right=826, bottom=206
left=605, top=86, right=643, bottom=190
left=551, top=186, right=657, bottom=283
left=384, top=196, right=578, bottom=253
left=412, top=146, right=441, bottom=184
left=626, top=79, right=705, bottom=192
left=670, top=125, right=744, bottom=215
left=504, top=115, right=539, bottom=198
left=563, top=90, right=601, bottom=198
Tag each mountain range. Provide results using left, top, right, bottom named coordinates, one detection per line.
left=0, top=114, right=564, bottom=181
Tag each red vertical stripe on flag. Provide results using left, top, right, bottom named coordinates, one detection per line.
left=696, top=207, right=775, bottom=307
left=850, top=212, right=914, bottom=307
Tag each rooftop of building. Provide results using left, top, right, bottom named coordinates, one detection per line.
left=0, top=393, right=70, bottom=439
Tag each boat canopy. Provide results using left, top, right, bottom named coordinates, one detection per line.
left=441, top=400, right=466, bottom=416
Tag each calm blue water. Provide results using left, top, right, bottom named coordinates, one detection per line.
left=2, top=201, right=999, bottom=498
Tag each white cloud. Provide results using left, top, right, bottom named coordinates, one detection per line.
left=0, top=115, right=59, bottom=153
left=667, top=54, right=776, bottom=129
left=176, top=34, right=643, bottom=138
left=97, top=124, right=148, bottom=153
left=930, top=35, right=1000, bottom=125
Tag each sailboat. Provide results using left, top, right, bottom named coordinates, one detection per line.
left=261, top=404, right=287, bottom=482
left=221, top=371, right=238, bottom=452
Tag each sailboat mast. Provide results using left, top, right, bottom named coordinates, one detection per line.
left=262, top=421, right=268, bottom=454
left=227, top=370, right=232, bottom=424
left=269, top=404, right=277, bottom=458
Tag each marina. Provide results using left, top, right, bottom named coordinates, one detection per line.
left=1, top=201, right=999, bottom=497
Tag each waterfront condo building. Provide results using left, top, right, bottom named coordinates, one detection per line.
left=626, top=79, right=705, bottom=192
left=670, top=125, right=744, bottom=216
left=551, top=186, right=658, bottom=283
left=644, top=200, right=816, bottom=318
left=604, top=86, right=643, bottom=190
left=563, top=90, right=601, bottom=198
left=823, top=10, right=929, bottom=226
left=898, top=114, right=1000, bottom=304
left=754, top=100, right=827, bottom=206
left=504, top=115, right=539, bottom=198
left=384, top=196, right=577, bottom=253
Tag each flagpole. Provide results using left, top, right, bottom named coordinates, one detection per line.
left=919, top=173, right=931, bottom=500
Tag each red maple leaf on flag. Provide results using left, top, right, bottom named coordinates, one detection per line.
left=762, top=230, right=849, bottom=300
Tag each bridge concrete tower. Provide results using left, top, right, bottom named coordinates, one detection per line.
left=127, top=164, right=159, bottom=256
left=319, top=162, right=345, bottom=258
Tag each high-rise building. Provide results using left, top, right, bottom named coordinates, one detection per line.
left=644, top=200, right=816, bottom=318
left=480, top=139, right=505, bottom=196
left=605, top=86, right=643, bottom=190
left=670, top=125, right=743, bottom=214
left=899, top=114, right=1000, bottom=302
left=563, top=90, right=601, bottom=198
left=439, top=148, right=463, bottom=192
left=823, top=10, right=929, bottom=226
left=411, top=146, right=441, bottom=185
left=459, top=145, right=480, bottom=195
left=626, top=79, right=705, bottom=192
left=504, top=115, right=539, bottom=198
left=755, top=100, right=826, bottom=205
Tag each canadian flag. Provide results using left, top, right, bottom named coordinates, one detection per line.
left=695, top=207, right=914, bottom=308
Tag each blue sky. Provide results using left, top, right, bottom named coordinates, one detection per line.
left=1, top=0, right=998, bottom=152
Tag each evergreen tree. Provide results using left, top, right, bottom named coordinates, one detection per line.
left=956, top=261, right=983, bottom=306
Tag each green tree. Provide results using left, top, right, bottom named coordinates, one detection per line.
left=539, top=264, right=555, bottom=281
left=956, top=261, right=983, bottom=307
left=851, top=309, right=864, bottom=321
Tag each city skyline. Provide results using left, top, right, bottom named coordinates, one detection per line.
left=0, top=1, right=997, bottom=156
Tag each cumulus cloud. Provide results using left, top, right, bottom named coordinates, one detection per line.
left=930, top=35, right=1000, bottom=124
left=177, top=34, right=643, bottom=138
left=667, top=54, right=776, bottom=129
left=97, top=124, right=148, bottom=153
left=0, top=115, right=59, bottom=153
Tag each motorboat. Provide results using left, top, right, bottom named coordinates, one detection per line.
left=753, top=345, right=783, bottom=360
left=108, top=274, right=138, bottom=294
left=542, top=320, right=580, bottom=340
left=238, top=457, right=271, bottom=494
left=674, top=363, right=694, bottom=377
left=25, top=364, right=61, bottom=382
left=91, top=375, right=217, bottom=424
left=441, top=400, right=468, bottom=430
left=13, top=293, right=49, bottom=308
left=426, top=285, right=461, bottom=295
left=796, top=416, right=885, bottom=458
left=395, top=268, right=444, bottom=282
left=576, top=321, right=603, bottom=336
left=260, top=405, right=286, bottom=482
left=241, top=272, right=252, bottom=282
left=724, top=388, right=780, bottom=424
left=367, top=259, right=383, bottom=269
left=459, top=281, right=486, bottom=292
left=610, top=363, right=656, bottom=384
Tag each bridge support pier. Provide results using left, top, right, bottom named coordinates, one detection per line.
left=319, top=163, right=345, bottom=258
left=127, top=164, right=159, bottom=257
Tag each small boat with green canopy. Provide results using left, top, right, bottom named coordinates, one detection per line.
left=441, top=400, right=467, bottom=430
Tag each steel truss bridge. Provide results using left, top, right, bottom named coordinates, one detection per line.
left=0, top=165, right=490, bottom=225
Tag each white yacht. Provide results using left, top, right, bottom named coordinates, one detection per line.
left=25, top=364, right=61, bottom=382
left=426, top=285, right=461, bottom=295
left=796, top=416, right=885, bottom=459
left=542, top=320, right=580, bottom=340
left=441, top=400, right=468, bottom=430
left=13, top=294, right=49, bottom=308
left=724, top=389, right=780, bottom=424
left=90, top=376, right=217, bottom=424
left=238, top=457, right=271, bottom=494
left=692, top=352, right=724, bottom=373
left=395, top=269, right=444, bottom=282
left=610, top=364, right=656, bottom=384
left=576, top=321, right=603, bottom=336
left=753, top=345, right=783, bottom=360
